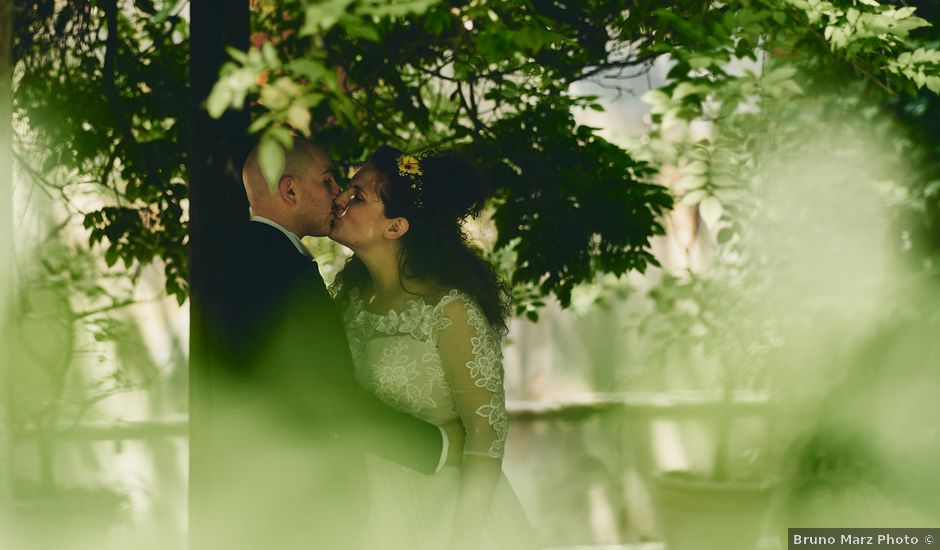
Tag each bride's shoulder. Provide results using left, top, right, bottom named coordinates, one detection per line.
left=429, top=288, right=486, bottom=321
left=427, top=287, right=467, bottom=307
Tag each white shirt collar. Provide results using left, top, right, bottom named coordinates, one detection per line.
left=250, top=216, right=313, bottom=259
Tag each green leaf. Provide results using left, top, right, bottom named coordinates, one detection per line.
left=685, top=160, right=708, bottom=175
left=688, top=55, right=715, bottom=70
left=673, top=82, right=709, bottom=100
left=891, top=17, right=931, bottom=36
left=680, top=189, right=708, bottom=205
left=341, top=15, right=381, bottom=41
left=152, top=0, right=176, bottom=23
left=300, top=93, right=325, bottom=108
left=891, top=6, right=917, bottom=19
left=301, top=0, right=354, bottom=36
left=926, top=75, right=940, bottom=94
left=424, top=9, right=452, bottom=35
left=699, top=196, right=723, bottom=227
left=711, top=174, right=738, bottom=188
left=356, top=0, right=442, bottom=18
left=247, top=47, right=263, bottom=67
left=777, top=79, right=804, bottom=95
left=248, top=114, right=273, bottom=134
left=258, top=133, right=286, bottom=191
left=261, top=42, right=281, bottom=69
left=225, top=47, right=249, bottom=64
left=288, top=59, right=331, bottom=83
left=206, top=81, right=233, bottom=118
left=105, top=247, right=118, bottom=268
left=260, top=88, right=289, bottom=111
left=268, top=126, right=294, bottom=148
left=763, top=66, right=798, bottom=84
left=846, top=8, right=860, bottom=25
left=641, top=89, right=670, bottom=109
left=287, top=102, right=312, bottom=135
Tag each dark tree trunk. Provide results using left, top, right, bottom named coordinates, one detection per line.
left=187, top=2, right=250, bottom=548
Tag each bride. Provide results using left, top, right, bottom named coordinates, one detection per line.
left=330, top=146, right=539, bottom=550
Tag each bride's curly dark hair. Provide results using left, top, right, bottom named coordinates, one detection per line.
left=332, top=145, right=511, bottom=335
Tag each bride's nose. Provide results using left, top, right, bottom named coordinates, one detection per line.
left=334, top=188, right=352, bottom=215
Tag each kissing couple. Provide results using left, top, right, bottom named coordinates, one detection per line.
left=198, top=138, right=539, bottom=550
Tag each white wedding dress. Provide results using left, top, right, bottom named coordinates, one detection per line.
left=343, top=288, right=539, bottom=550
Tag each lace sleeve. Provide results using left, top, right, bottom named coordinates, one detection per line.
left=437, top=294, right=507, bottom=460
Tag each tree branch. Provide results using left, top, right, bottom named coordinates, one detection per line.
left=101, top=0, right=165, bottom=194
left=12, top=150, right=61, bottom=198
left=566, top=53, right=662, bottom=85
left=801, top=16, right=895, bottom=96
left=456, top=82, right=495, bottom=138
left=72, top=296, right=161, bottom=320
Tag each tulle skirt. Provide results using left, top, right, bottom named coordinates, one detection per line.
left=362, top=454, right=541, bottom=550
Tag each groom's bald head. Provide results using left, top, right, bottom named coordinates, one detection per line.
left=242, top=138, right=339, bottom=237
left=242, top=138, right=327, bottom=203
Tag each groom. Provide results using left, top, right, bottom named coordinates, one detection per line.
left=199, top=138, right=460, bottom=550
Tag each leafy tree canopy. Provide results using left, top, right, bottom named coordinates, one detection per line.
left=13, top=0, right=189, bottom=302
left=11, top=0, right=940, bottom=313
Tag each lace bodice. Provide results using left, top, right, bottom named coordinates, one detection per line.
left=342, top=288, right=507, bottom=459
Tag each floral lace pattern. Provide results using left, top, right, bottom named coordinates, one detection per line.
left=343, top=288, right=507, bottom=459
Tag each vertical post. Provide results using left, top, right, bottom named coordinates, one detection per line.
left=187, top=1, right=249, bottom=548
left=0, top=0, right=15, bottom=536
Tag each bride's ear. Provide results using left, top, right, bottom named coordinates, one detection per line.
left=384, top=217, right=410, bottom=240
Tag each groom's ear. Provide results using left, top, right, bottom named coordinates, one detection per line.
left=385, top=217, right=410, bottom=240
left=277, top=176, right=298, bottom=205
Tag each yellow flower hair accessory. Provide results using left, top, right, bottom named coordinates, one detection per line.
left=397, top=155, right=423, bottom=177
left=396, top=153, right=426, bottom=208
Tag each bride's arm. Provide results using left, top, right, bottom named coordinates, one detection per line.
left=438, top=297, right=508, bottom=550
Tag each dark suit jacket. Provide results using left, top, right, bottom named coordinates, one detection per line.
left=196, top=220, right=443, bottom=549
